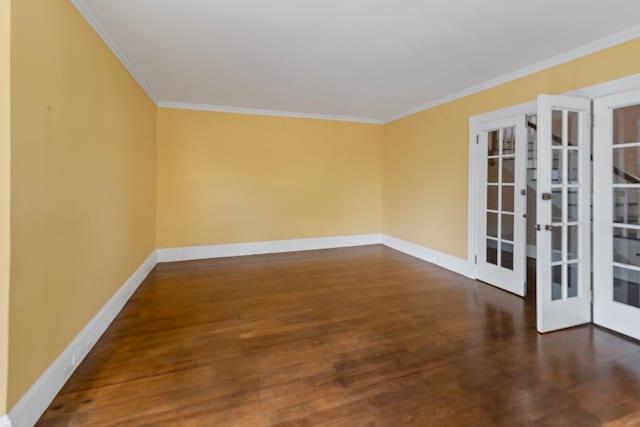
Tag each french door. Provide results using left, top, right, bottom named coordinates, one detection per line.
left=593, top=89, right=640, bottom=341
left=536, top=95, right=592, bottom=333
left=476, top=116, right=527, bottom=296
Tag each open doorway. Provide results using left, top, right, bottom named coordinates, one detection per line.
left=526, top=114, right=537, bottom=303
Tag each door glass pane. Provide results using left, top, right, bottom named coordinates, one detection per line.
left=503, top=127, right=515, bottom=155
left=552, top=265, right=562, bottom=300
left=488, top=158, right=499, bottom=182
left=613, top=267, right=640, bottom=308
left=568, top=189, right=579, bottom=222
left=502, top=214, right=514, bottom=241
left=552, top=226, right=562, bottom=262
left=502, top=158, right=515, bottom=183
left=568, top=111, right=579, bottom=147
left=488, top=130, right=500, bottom=155
left=487, top=212, right=498, bottom=238
left=613, top=227, right=640, bottom=267
left=487, top=239, right=498, bottom=265
left=568, top=225, right=579, bottom=260
left=568, top=264, right=579, bottom=298
left=552, top=149, right=563, bottom=184
left=613, top=187, right=640, bottom=225
left=487, top=185, right=499, bottom=211
left=568, top=150, right=579, bottom=184
left=552, top=110, right=563, bottom=146
left=501, top=242, right=513, bottom=270
left=613, top=104, right=640, bottom=145
left=613, top=146, right=640, bottom=183
left=502, top=186, right=514, bottom=212
left=552, top=189, right=563, bottom=223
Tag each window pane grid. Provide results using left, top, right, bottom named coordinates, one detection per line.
left=485, top=126, right=517, bottom=271
left=549, top=109, right=584, bottom=300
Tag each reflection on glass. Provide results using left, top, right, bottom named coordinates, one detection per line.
left=501, top=242, right=513, bottom=270
left=568, top=150, right=579, bottom=184
left=613, top=146, right=640, bottom=183
left=613, top=267, right=640, bottom=308
left=613, top=227, right=640, bottom=267
left=552, top=149, right=563, bottom=184
left=552, top=265, right=562, bottom=300
left=503, top=127, right=515, bottom=155
left=568, top=189, right=579, bottom=222
left=613, top=188, right=640, bottom=225
left=552, top=226, right=562, bottom=262
left=487, top=185, right=499, bottom=211
left=488, top=158, right=499, bottom=183
left=568, top=264, right=578, bottom=298
left=488, top=130, right=500, bottom=156
left=487, top=212, right=498, bottom=238
left=552, top=189, right=563, bottom=223
left=502, top=158, right=515, bottom=183
left=502, top=186, right=514, bottom=212
left=502, top=213, right=514, bottom=241
left=568, top=111, right=579, bottom=147
left=487, top=239, right=498, bottom=265
left=613, top=104, right=640, bottom=145
left=568, top=225, right=578, bottom=260
left=552, top=110, right=563, bottom=146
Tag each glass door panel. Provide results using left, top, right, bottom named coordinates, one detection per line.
left=594, top=89, right=640, bottom=341
left=476, top=116, right=527, bottom=296
left=536, top=95, right=591, bottom=333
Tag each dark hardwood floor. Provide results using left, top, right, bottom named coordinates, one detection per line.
left=38, top=245, right=640, bottom=426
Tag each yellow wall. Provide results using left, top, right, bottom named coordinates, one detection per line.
left=156, top=108, right=383, bottom=248
left=8, top=0, right=157, bottom=408
left=384, top=38, right=640, bottom=259
left=3, top=0, right=640, bottom=415
left=0, top=0, right=10, bottom=416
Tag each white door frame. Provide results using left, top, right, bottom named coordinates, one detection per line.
left=468, top=73, right=640, bottom=279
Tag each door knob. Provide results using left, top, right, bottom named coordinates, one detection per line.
left=544, top=224, right=555, bottom=231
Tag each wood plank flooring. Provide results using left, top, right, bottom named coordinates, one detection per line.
left=37, top=245, right=640, bottom=426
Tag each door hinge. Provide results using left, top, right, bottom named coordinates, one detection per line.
left=476, top=135, right=479, bottom=144
left=474, top=255, right=478, bottom=264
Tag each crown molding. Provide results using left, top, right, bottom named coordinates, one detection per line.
left=157, top=101, right=385, bottom=124
left=384, top=23, right=640, bottom=123
left=71, top=0, right=640, bottom=126
left=69, top=0, right=159, bottom=104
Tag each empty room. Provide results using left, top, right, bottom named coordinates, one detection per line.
left=2, top=0, right=640, bottom=425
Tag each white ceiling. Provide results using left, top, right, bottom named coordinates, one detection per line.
left=75, top=0, right=640, bottom=123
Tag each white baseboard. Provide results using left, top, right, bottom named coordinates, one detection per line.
left=156, top=234, right=384, bottom=262
left=382, top=234, right=474, bottom=278
left=5, top=233, right=476, bottom=426
left=8, top=251, right=157, bottom=427
left=157, top=234, right=475, bottom=279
